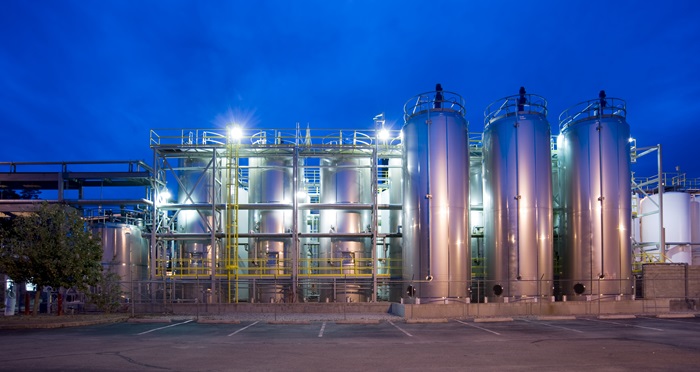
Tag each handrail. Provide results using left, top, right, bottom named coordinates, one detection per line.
left=149, top=127, right=403, bottom=148
left=558, top=97, right=626, bottom=131
left=484, top=93, right=548, bottom=127
left=403, top=90, right=466, bottom=122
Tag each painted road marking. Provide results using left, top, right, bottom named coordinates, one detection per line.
left=583, top=317, right=663, bottom=331
left=228, top=321, right=260, bottom=336
left=521, top=319, right=584, bottom=333
left=137, top=320, right=193, bottom=335
left=388, top=320, right=413, bottom=337
left=454, top=319, right=501, bottom=335
left=318, top=322, right=326, bottom=338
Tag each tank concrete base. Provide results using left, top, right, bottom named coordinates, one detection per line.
left=131, top=298, right=700, bottom=319
left=392, top=298, right=693, bottom=319
left=136, top=302, right=394, bottom=316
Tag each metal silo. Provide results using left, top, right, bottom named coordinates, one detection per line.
left=402, top=89, right=470, bottom=301
left=482, top=90, right=553, bottom=301
left=248, top=155, right=293, bottom=302
left=319, top=155, right=372, bottom=302
left=640, top=192, right=692, bottom=264
left=93, top=222, right=148, bottom=284
left=558, top=92, right=633, bottom=299
left=178, top=156, right=217, bottom=273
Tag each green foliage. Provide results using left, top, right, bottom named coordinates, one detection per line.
left=87, top=268, right=124, bottom=313
left=0, top=203, right=103, bottom=291
left=0, top=188, right=41, bottom=200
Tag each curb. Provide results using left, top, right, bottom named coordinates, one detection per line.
left=536, top=316, right=577, bottom=321
left=197, top=319, right=242, bottom=324
left=474, top=317, right=513, bottom=323
left=267, top=320, right=312, bottom=325
left=405, top=318, right=449, bottom=324
left=335, top=319, right=381, bottom=324
left=657, top=313, right=696, bottom=319
left=0, top=315, right=129, bottom=330
left=127, top=318, right=172, bottom=324
left=598, top=315, right=636, bottom=320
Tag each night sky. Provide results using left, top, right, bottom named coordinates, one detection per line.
left=2, top=1, right=699, bottom=178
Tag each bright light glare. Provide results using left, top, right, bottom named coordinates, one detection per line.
left=296, top=191, right=308, bottom=199
left=378, top=128, right=390, bottom=141
left=628, top=137, right=634, bottom=143
left=157, top=189, right=172, bottom=205
left=229, top=125, right=243, bottom=141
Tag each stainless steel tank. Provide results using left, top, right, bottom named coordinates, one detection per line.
left=402, top=89, right=470, bottom=301
left=558, top=94, right=632, bottom=299
left=92, top=222, right=148, bottom=298
left=482, top=92, right=553, bottom=301
left=319, top=155, right=372, bottom=302
left=178, top=156, right=217, bottom=271
left=248, top=155, right=293, bottom=302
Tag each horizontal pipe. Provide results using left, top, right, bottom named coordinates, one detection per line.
left=157, top=203, right=402, bottom=210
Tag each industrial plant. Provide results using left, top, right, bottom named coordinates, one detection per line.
left=2, top=88, right=699, bottom=315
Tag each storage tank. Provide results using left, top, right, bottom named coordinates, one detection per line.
left=248, top=155, right=293, bottom=302
left=402, top=89, right=470, bottom=301
left=482, top=90, right=553, bottom=301
left=640, top=192, right=692, bottom=264
left=92, top=222, right=148, bottom=299
left=470, top=150, right=485, bottom=301
left=319, top=155, right=372, bottom=302
left=557, top=92, right=633, bottom=299
left=178, top=156, right=217, bottom=272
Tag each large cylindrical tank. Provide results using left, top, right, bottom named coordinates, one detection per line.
left=640, top=192, right=692, bottom=264
left=178, top=156, right=217, bottom=270
left=557, top=95, right=632, bottom=299
left=319, top=155, right=372, bottom=302
left=402, top=90, right=470, bottom=301
left=248, top=155, right=293, bottom=302
left=482, top=93, right=553, bottom=301
left=92, top=222, right=148, bottom=289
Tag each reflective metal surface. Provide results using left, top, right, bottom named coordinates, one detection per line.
left=319, top=156, right=372, bottom=301
left=482, top=94, right=553, bottom=300
left=402, top=91, right=470, bottom=300
left=558, top=97, right=632, bottom=298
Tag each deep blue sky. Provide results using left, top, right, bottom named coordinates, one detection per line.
left=1, top=1, right=699, bottom=178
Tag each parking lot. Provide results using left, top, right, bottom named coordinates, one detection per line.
left=1, top=316, right=700, bottom=371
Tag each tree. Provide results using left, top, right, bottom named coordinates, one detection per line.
left=0, top=203, right=102, bottom=315
left=86, top=265, right=124, bottom=313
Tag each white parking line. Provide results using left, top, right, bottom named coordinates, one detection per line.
left=228, top=321, right=260, bottom=336
left=454, top=319, right=501, bottom=335
left=137, top=320, right=193, bottom=335
left=520, top=319, right=584, bottom=333
left=318, top=322, right=326, bottom=338
left=388, top=320, right=413, bottom=337
left=583, top=318, right=663, bottom=331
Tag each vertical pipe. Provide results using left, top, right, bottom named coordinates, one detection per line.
left=372, top=126, right=380, bottom=302
left=658, top=144, right=665, bottom=261
left=292, top=147, right=299, bottom=302
left=211, top=150, right=218, bottom=301
left=513, top=118, right=521, bottom=282
left=597, top=119, right=605, bottom=279
left=150, top=149, right=158, bottom=289
left=425, top=110, right=432, bottom=280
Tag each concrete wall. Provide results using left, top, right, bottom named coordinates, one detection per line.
left=394, top=299, right=672, bottom=319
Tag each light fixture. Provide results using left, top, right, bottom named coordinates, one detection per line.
left=228, top=125, right=243, bottom=142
